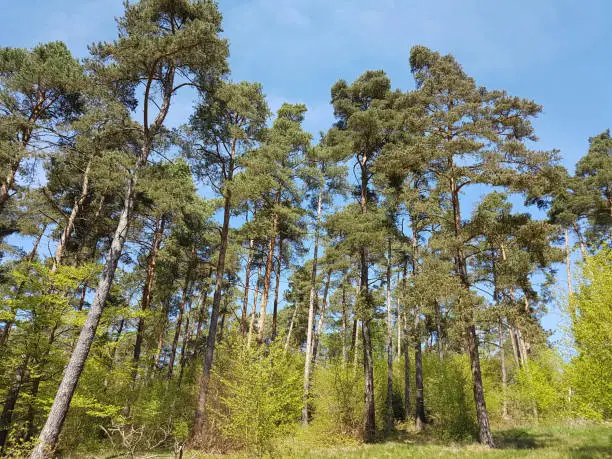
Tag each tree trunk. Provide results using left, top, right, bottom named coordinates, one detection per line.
left=509, top=327, right=522, bottom=368
left=312, top=270, right=331, bottom=364
left=257, top=231, right=276, bottom=342
left=385, top=239, right=394, bottom=433
left=31, top=63, right=176, bottom=455
left=499, top=321, right=509, bottom=420
left=0, top=355, right=29, bottom=451
left=133, top=214, right=167, bottom=370
left=193, top=187, right=232, bottom=439
left=564, top=229, right=573, bottom=297
left=240, top=238, right=254, bottom=336
left=30, top=162, right=141, bottom=458
left=177, top=311, right=192, bottom=390
left=284, top=303, right=298, bottom=352
left=359, top=161, right=375, bottom=443
left=302, top=187, right=323, bottom=424
left=341, top=283, right=348, bottom=367
left=169, top=271, right=191, bottom=378
left=51, top=159, right=92, bottom=273
left=403, top=332, right=411, bottom=421
left=152, top=298, right=171, bottom=372
left=1, top=225, right=46, bottom=347
left=247, top=266, right=262, bottom=347
left=450, top=179, right=494, bottom=447
left=414, top=339, right=425, bottom=430
left=271, top=237, right=283, bottom=340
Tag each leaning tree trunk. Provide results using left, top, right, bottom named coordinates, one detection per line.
left=30, top=160, right=141, bottom=458
left=302, top=187, right=323, bottom=424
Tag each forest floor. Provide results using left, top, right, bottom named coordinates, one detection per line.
left=288, top=423, right=612, bottom=458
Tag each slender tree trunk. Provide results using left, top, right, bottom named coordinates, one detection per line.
left=133, top=215, right=167, bottom=370
left=240, top=238, right=254, bottom=336
left=152, top=298, right=171, bottom=372
left=359, top=162, right=375, bottom=443
left=385, top=239, right=394, bottom=433
left=51, top=159, right=92, bottom=272
left=414, top=339, right=425, bottom=430
left=30, top=161, right=141, bottom=458
left=302, top=187, right=323, bottom=424
left=31, top=63, right=176, bottom=455
left=1, top=225, right=46, bottom=347
left=257, top=230, right=276, bottom=342
left=0, top=355, right=29, bottom=451
left=284, top=303, right=298, bottom=352
left=396, top=271, right=402, bottom=359
left=177, top=311, right=192, bottom=390
left=341, top=283, right=348, bottom=367
left=194, top=271, right=212, bottom=357
left=193, top=184, right=232, bottom=439
left=572, top=221, right=587, bottom=259
left=435, top=301, right=443, bottom=362
left=450, top=179, right=494, bottom=447
left=509, top=327, right=522, bottom=368
left=271, top=237, right=283, bottom=340
left=565, top=229, right=573, bottom=297
left=247, top=266, right=262, bottom=347
left=403, top=330, right=411, bottom=421
left=169, top=271, right=192, bottom=378
left=499, top=321, right=509, bottom=420
left=353, top=318, right=360, bottom=376
left=312, top=270, right=331, bottom=364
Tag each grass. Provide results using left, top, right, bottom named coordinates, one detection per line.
left=286, top=423, right=612, bottom=458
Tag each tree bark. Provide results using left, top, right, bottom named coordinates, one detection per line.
left=0, top=355, right=29, bottom=451
left=385, top=239, right=394, bottom=433
left=257, top=231, right=276, bottom=342
left=450, top=177, right=494, bottom=447
left=564, top=229, right=573, bottom=297
left=193, top=185, right=232, bottom=439
left=499, top=321, right=509, bottom=420
left=30, top=164, right=140, bottom=458
left=51, top=158, right=92, bottom=273
left=414, top=339, right=425, bottom=430
left=240, top=238, right=254, bottom=336
left=169, top=269, right=192, bottom=378
left=359, top=161, right=375, bottom=443
left=341, top=283, right=348, bottom=367
left=302, top=187, right=323, bottom=424
left=133, top=214, right=167, bottom=370
left=271, top=237, right=283, bottom=340
left=312, top=270, right=331, bottom=364
left=247, top=266, right=262, bottom=347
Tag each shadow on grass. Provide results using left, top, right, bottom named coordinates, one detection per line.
left=494, top=428, right=553, bottom=450
left=568, top=445, right=612, bottom=458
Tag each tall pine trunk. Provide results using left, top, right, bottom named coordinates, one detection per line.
left=193, top=185, right=232, bottom=438
left=169, top=269, right=192, bottom=378
left=133, top=214, right=167, bottom=371
left=450, top=178, right=494, bottom=447
left=302, top=187, right=322, bottom=424
left=385, top=239, right=394, bottom=433
left=271, top=237, right=283, bottom=340
left=240, top=238, right=254, bottom=336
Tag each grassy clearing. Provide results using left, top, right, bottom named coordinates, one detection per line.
left=285, top=424, right=612, bottom=459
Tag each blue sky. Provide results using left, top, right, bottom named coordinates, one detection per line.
left=2, top=0, right=609, bottom=342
